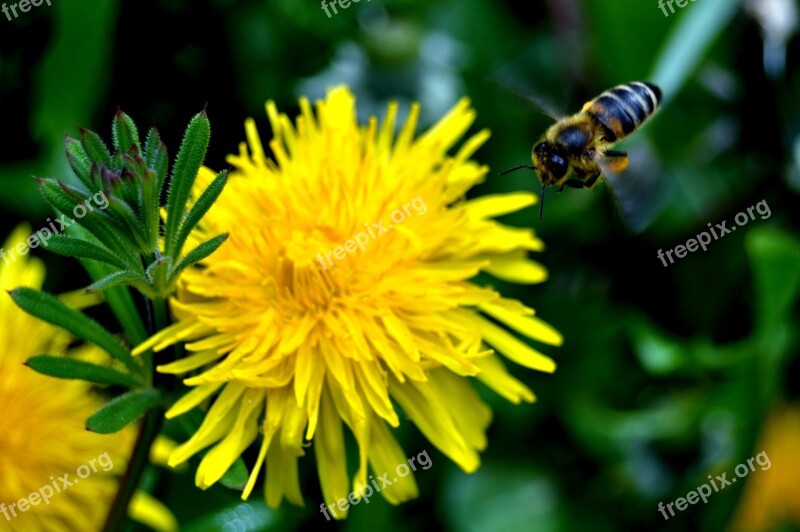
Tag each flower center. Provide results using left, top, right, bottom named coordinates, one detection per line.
left=273, top=228, right=356, bottom=312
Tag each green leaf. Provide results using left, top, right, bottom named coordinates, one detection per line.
left=38, top=177, right=82, bottom=217
left=173, top=170, right=228, bottom=256
left=78, top=206, right=140, bottom=260
left=165, top=111, right=211, bottom=257
left=144, top=128, right=169, bottom=191
left=142, top=169, right=159, bottom=249
left=86, top=270, right=150, bottom=294
left=76, top=246, right=149, bottom=347
left=26, top=355, right=142, bottom=388
left=143, top=127, right=161, bottom=165
left=9, top=288, right=142, bottom=376
left=112, top=109, right=141, bottom=153
left=42, top=234, right=130, bottom=269
left=169, top=233, right=228, bottom=284
left=65, top=136, right=96, bottom=191
left=219, top=458, right=249, bottom=490
left=120, top=147, right=148, bottom=209
left=105, top=196, right=150, bottom=252
left=79, top=127, right=112, bottom=165
left=86, top=389, right=160, bottom=434
left=38, top=178, right=139, bottom=257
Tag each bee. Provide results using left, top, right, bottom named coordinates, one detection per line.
left=502, top=81, right=663, bottom=219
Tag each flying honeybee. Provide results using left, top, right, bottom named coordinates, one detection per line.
left=502, top=81, right=663, bottom=219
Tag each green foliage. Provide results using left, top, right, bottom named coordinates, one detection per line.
left=164, top=110, right=212, bottom=258
left=36, top=110, right=228, bottom=299
left=25, top=355, right=144, bottom=388
left=85, top=389, right=161, bottom=434
left=9, top=108, right=232, bottom=480
left=10, top=287, right=143, bottom=377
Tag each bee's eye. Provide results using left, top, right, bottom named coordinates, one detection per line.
left=548, top=153, right=568, bottom=178
left=533, top=142, right=549, bottom=154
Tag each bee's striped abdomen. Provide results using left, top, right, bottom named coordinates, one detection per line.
left=582, top=82, right=662, bottom=142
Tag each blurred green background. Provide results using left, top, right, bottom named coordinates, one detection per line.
left=2, top=0, right=799, bottom=530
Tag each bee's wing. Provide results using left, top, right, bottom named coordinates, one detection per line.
left=486, top=62, right=567, bottom=121
left=597, top=140, right=672, bottom=234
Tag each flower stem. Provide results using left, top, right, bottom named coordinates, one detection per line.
left=102, top=297, right=170, bottom=532
left=101, top=409, right=163, bottom=531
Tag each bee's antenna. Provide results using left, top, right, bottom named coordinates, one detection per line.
left=539, top=182, right=545, bottom=220
left=500, top=164, right=535, bottom=176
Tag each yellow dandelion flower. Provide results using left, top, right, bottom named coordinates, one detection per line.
left=0, top=225, right=135, bottom=532
left=135, top=86, right=562, bottom=516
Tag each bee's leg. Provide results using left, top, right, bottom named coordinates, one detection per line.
left=559, top=179, right=586, bottom=191
left=598, top=150, right=629, bottom=174
left=584, top=170, right=602, bottom=188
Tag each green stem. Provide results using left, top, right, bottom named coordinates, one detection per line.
left=153, top=297, right=168, bottom=341
left=101, top=408, right=163, bottom=531
left=102, top=297, right=170, bottom=532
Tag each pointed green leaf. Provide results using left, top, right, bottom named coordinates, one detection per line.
left=165, top=111, right=210, bottom=257
left=142, top=169, right=159, bottom=249
left=120, top=147, right=148, bottom=210
left=70, top=226, right=149, bottom=347
left=26, top=355, right=143, bottom=388
left=144, top=128, right=169, bottom=190
left=86, top=270, right=150, bottom=294
left=77, top=208, right=140, bottom=260
left=65, top=136, right=96, bottom=191
left=112, top=110, right=141, bottom=153
left=105, top=196, right=150, bottom=252
left=173, top=170, right=228, bottom=256
left=42, top=234, right=130, bottom=270
left=79, top=127, right=112, bottom=165
left=86, top=389, right=160, bottom=434
left=38, top=178, right=139, bottom=257
left=38, top=177, right=82, bottom=216
left=169, top=233, right=228, bottom=283
left=143, top=127, right=161, bottom=165
left=9, top=288, right=142, bottom=376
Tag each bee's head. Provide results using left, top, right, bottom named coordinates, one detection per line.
left=532, top=141, right=569, bottom=186
left=500, top=141, right=570, bottom=220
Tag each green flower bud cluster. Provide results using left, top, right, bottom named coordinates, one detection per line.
left=37, top=109, right=228, bottom=299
